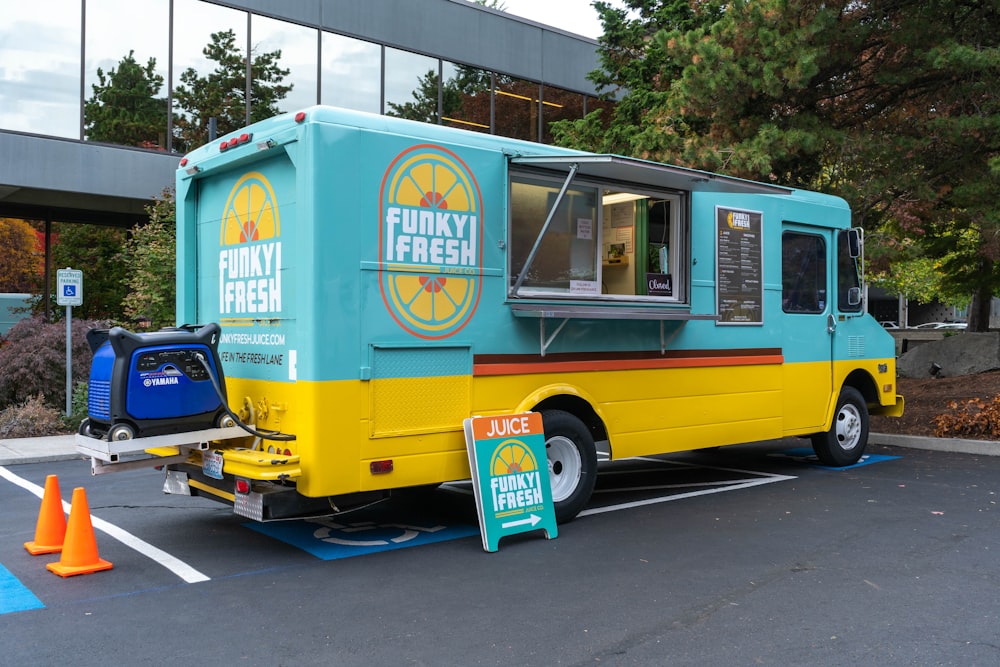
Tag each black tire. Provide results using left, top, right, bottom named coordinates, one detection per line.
left=541, top=409, right=598, bottom=523
left=811, top=386, right=869, bottom=466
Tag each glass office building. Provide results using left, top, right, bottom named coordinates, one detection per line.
left=0, top=0, right=611, bottom=227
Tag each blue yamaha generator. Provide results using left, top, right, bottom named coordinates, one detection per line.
left=81, top=323, right=232, bottom=441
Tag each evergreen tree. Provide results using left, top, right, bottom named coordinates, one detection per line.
left=173, top=29, right=292, bottom=151
left=84, top=51, right=167, bottom=148
left=554, top=0, right=1000, bottom=330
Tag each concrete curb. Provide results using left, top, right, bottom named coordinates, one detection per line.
left=0, top=435, right=83, bottom=466
left=869, top=432, right=1000, bottom=457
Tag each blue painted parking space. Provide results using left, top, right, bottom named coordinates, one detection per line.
left=245, top=516, right=479, bottom=560
left=0, top=563, right=44, bottom=615
left=770, top=448, right=901, bottom=469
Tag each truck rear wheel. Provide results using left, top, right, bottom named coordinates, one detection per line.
left=541, top=410, right=597, bottom=523
left=811, top=386, right=868, bottom=466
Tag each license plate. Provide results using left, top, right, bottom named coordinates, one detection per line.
left=202, top=450, right=224, bottom=480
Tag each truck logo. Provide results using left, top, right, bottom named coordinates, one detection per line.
left=218, top=171, right=283, bottom=316
left=378, top=145, right=483, bottom=339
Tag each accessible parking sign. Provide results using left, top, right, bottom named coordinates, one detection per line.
left=464, top=413, right=557, bottom=552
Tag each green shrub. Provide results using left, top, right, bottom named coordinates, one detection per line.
left=0, top=394, right=70, bottom=438
left=62, top=381, right=90, bottom=432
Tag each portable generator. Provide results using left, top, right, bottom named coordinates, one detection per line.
left=81, top=323, right=232, bottom=441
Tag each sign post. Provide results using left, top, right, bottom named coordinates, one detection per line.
left=56, top=268, right=83, bottom=416
left=463, top=412, right=558, bottom=552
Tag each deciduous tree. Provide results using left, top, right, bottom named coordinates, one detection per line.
left=121, top=189, right=176, bottom=329
left=0, top=218, right=40, bottom=293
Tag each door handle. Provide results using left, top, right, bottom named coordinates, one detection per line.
left=827, top=313, right=837, bottom=334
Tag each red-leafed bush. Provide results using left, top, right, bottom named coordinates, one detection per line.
left=0, top=315, right=106, bottom=411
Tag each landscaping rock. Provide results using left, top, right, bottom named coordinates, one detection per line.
left=896, top=332, right=1000, bottom=378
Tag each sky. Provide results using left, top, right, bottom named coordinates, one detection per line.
left=491, top=0, right=624, bottom=39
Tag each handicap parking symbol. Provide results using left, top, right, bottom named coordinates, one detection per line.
left=245, top=516, right=479, bottom=560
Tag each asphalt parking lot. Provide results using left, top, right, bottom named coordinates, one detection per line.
left=2, top=440, right=999, bottom=666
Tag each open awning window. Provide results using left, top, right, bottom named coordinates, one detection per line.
left=509, top=154, right=791, bottom=196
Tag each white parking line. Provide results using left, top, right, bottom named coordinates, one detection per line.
left=0, top=466, right=210, bottom=584
left=579, top=457, right=797, bottom=517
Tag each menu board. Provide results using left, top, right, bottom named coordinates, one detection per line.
left=716, top=206, right=763, bottom=325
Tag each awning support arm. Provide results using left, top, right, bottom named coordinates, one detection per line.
left=510, top=163, right=579, bottom=296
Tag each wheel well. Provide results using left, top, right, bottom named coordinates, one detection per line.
left=844, top=369, right=879, bottom=405
left=533, top=394, right=608, bottom=444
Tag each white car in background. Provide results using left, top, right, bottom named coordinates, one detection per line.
left=912, top=322, right=967, bottom=330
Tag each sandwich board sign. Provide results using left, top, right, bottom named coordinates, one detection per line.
left=463, top=412, right=558, bottom=552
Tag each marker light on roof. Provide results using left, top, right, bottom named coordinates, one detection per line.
left=295, top=111, right=307, bottom=123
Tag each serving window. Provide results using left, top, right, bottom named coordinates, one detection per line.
left=508, top=171, right=686, bottom=303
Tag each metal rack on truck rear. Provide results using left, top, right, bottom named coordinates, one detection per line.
left=76, top=426, right=249, bottom=475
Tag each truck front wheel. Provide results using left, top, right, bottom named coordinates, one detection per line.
left=811, top=386, right=869, bottom=466
left=541, top=409, right=598, bottom=523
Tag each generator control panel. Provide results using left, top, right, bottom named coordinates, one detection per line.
left=135, top=349, right=211, bottom=381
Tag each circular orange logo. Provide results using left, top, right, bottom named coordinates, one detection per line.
left=378, top=145, right=483, bottom=339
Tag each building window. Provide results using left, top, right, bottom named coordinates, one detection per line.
left=251, top=15, right=319, bottom=114
left=384, top=47, right=439, bottom=121
left=84, top=0, right=169, bottom=149
left=0, top=0, right=81, bottom=138
left=320, top=32, right=380, bottom=114
left=495, top=77, right=541, bottom=141
left=440, top=61, right=492, bottom=133
left=171, top=0, right=249, bottom=152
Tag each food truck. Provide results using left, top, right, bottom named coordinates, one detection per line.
left=83, top=106, right=903, bottom=522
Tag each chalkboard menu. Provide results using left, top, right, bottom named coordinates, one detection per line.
left=716, top=206, right=763, bottom=325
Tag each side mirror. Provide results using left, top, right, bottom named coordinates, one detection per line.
left=847, top=286, right=862, bottom=306
left=847, top=228, right=862, bottom=258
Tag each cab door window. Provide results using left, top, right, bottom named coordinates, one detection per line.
left=782, top=232, right=826, bottom=313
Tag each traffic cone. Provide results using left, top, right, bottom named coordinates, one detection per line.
left=24, top=474, right=67, bottom=555
left=46, top=487, right=113, bottom=577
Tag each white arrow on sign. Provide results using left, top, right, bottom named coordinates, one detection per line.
left=501, top=514, right=542, bottom=529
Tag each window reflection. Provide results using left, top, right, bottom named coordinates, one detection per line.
left=541, top=85, right=584, bottom=145
left=251, top=15, right=318, bottom=115
left=84, top=0, right=169, bottom=149
left=586, top=95, right=616, bottom=133
left=440, top=61, right=492, bottom=134
left=384, top=47, right=439, bottom=122
left=171, top=0, right=248, bottom=152
left=510, top=175, right=599, bottom=295
left=495, top=77, right=541, bottom=142
left=0, top=2, right=81, bottom=138
left=320, top=32, right=380, bottom=114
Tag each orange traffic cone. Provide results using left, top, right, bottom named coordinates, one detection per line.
left=46, top=487, right=113, bottom=577
left=24, top=474, right=67, bottom=555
